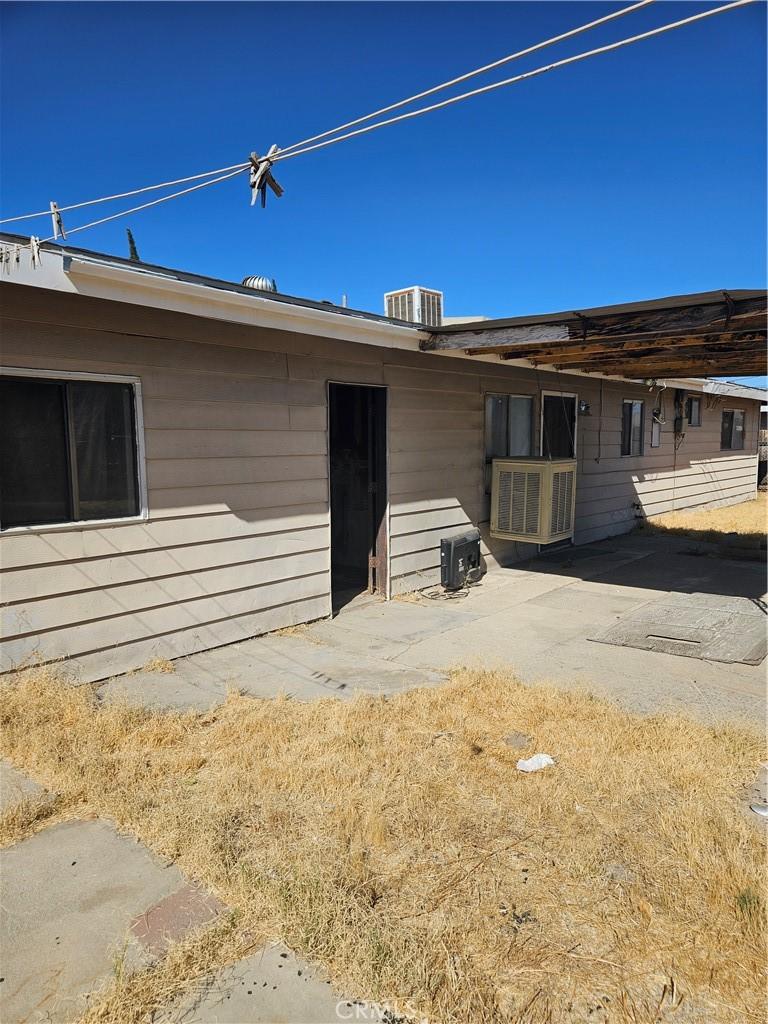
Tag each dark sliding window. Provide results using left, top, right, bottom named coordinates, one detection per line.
left=720, top=409, right=745, bottom=451
left=621, top=400, right=644, bottom=456
left=0, top=376, right=140, bottom=529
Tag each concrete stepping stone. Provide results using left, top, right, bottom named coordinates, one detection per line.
left=0, top=819, right=225, bottom=1023
left=158, top=942, right=385, bottom=1023
left=0, top=760, right=48, bottom=813
left=130, top=882, right=227, bottom=956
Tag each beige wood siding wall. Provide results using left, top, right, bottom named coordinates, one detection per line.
left=0, top=285, right=759, bottom=678
left=571, top=380, right=758, bottom=545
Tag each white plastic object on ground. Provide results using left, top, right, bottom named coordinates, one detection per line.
left=749, top=804, right=768, bottom=819
left=516, top=753, right=555, bottom=773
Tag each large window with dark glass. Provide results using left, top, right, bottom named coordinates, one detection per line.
left=0, top=375, right=140, bottom=529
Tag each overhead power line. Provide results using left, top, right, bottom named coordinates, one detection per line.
left=43, top=167, right=247, bottom=241
left=0, top=162, right=250, bottom=227
left=0, top=0, right=755, bottom=246
left=269, top=0, right=755, bottom=166
left=0, top=0, right=654, bottom=230
left=274, top=0, right=657, bottom=159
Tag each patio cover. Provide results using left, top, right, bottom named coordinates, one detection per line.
left=422, top=289, right=766, bottom=379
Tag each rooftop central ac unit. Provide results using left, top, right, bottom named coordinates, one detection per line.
left=490, top=458, right=577, bottom=544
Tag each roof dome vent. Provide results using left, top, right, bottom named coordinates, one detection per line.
left=242, top=275, right=277, bottom=292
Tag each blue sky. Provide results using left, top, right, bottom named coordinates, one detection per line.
left=1, top=2, right=765, bottom=385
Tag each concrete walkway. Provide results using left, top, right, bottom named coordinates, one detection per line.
left=2, top=535, right=764, bottom=1023
left=0, top=766, right=370, bottom=1024
left=99, top=533, right=766, bottom=726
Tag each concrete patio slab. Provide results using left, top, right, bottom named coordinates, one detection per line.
left=321, top=599, right=482, bottom=644
left=92, top=532, right=765, bottom=727
left=250, top=634, right=447, bottom=697
left=159, top=943, right=384, bottom=1023
left=99, top=631, right=447, bottom=711
left=99, top=670, right=229, bottom=712
left=0, top=760, right=48, bottom=813
left=0, top=819, right=221, bottom=1024
left=590, top=591, right=767, bottom=664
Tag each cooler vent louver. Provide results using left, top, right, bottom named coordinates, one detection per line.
left=491, top=458, right=577, bottom=544
left=384, top=287, right=443, bottom=326
left=550, top=470, right=574, bottom=535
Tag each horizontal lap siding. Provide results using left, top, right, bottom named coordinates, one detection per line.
left=387, top=373, right=484, bottom=593
left=0, top=297, right=334, bottom=679
left=1, top=284, right=761, bottom=673
left=573, top=386, right=758, bottom=541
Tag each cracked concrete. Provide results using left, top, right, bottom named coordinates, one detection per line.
left=0, top=809, right=363, bottom=1024
left=0, top=819, right=195, bottom=1023
left=157, top=943, right=384, bottom=1024
left=95, top=533, right=765, bottom=726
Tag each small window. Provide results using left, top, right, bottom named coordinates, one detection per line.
left=0, top=375, right=141, bottom=529
left=484, top=394, right=533, bottom=492
left=621, top=399, right=645, bottom=456
left=685, top=396, right=701, bottom=426
left=721, top=409, right=745, bottom=451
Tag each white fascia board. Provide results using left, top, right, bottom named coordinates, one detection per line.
left=697, top=379, right=767, bottom=402
left=5, top=248, right=426, bottom=351
left=63, top=257, right=426, bottom=349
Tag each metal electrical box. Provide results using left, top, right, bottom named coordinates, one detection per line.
left=440, top=528, right=481, bottom=590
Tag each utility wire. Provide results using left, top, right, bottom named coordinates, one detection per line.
left=275, top=0, right=656, bottom=159
left=269, top=0, right=755, bottom=166
left=0, top=0, right=653, bottom=228
left=37, top=167, right=248, bottom=243
left=0, top=0, right=755, bottom=244
left=0, top=162, right=249, bottom=226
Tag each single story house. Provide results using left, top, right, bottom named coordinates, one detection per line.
left=0, top=235, right=764, bottom=680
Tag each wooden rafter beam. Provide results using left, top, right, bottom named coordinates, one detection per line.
left=549, top=337, right=766, bottom=363
left=424, top=294, right=766, bottom=353
left=532, top=339, right=766, bottom=371
left=588, top=357, right=766, bottom=377
left=497, top=330, right=766, bottom=365
left=467, top=317, right=766, bottom=358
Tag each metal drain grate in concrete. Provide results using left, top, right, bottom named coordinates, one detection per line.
left=589, top=592, right=767, bottom=665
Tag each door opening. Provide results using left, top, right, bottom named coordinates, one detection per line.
left=328, top=383, right=387, bottom=613
left=541, top=392, right=577, bottom=458
left=540, top=391, right=577, bottom=552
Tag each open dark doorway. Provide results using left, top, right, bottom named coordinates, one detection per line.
left=328, top=383, right=387, bottom=613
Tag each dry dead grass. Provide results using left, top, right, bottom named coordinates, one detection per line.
left=1, top=667, right=765, bottom=1024
left=642, top=492, right=767, bottom=543
left=142, top=656, right=176, bottom=674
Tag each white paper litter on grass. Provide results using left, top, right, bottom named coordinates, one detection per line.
left=516, top=753, right=555, bottom=773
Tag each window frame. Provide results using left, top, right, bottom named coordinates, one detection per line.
left=621, top=398, right=645, bottom=457
left=685, top=395, right=702, bottom=427
left=483, top=391, right=535, bottom=494
left=0, top=366, right=148, bottom=534
left=720, top=407, right=746, bottom=451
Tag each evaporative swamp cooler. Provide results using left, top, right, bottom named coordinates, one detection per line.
left=490, top=458, right=577, bottom=544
